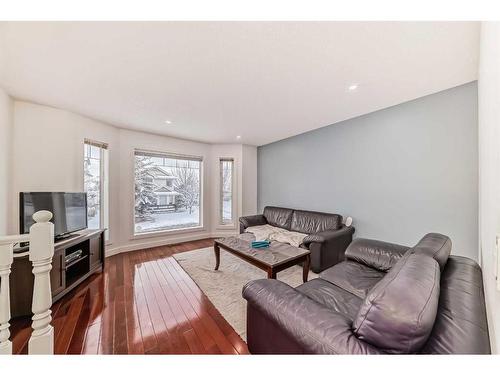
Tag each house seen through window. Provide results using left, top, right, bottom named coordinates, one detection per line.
left=134, top=150, right=202, bottom=234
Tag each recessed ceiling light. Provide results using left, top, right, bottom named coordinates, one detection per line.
left=236, top=135, right=242, bottom=140
left=347, top=84, right=358, bottom=92
left=165, top=120, right=172, bottom=124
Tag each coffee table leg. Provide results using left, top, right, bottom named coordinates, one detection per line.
left=214, top=243, right=220, bottom=270
left=267, top=269, right=276, bottom=279
left=303, top=254, right=310, bottom=283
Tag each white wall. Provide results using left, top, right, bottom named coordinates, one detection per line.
left=478, top=21, right=500, bottom=354
left=10, top=101, right=120, bottom=241
left=9, top=101, right=257, bottom=255
left=0, top=88, right=13, bottom=235
left=259, top=83, right=479, bottom=258
left=242, top=145, right=257, bottom=216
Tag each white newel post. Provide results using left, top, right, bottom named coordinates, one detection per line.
left=28, top=210, right=55, bottom=355
left=0, top=242, right=13, bottom=355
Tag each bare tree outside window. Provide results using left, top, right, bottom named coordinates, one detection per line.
left=173, top=167, right=200, bottom=215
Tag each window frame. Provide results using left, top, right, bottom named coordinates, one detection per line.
left=219, top=157, right=235, bottom=226
left=83, top=139, right=109, bottom=241
left=132, top=149, right=204, bottom=237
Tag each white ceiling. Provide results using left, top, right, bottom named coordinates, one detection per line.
left=0, top=22, right=479, bottom=146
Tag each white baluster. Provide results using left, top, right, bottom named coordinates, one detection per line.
left=0, top=243, right=13, bottom=355
left=28, top=211, right=54, bottom=355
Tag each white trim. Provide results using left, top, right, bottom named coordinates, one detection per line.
left=211, top=230, right=239, bottom=238
left=131, top=225, right=206, bottom=240
left=107, top=231, right=208, bottom=257
left=105, top=230, right=239, bottom=258
left=135, top=148, right=204, bottom=162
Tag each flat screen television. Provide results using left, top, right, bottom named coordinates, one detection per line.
left=20, top=192, right=88, bottom=239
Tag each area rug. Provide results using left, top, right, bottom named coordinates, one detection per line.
left=173, top=247, right=318, bottom=341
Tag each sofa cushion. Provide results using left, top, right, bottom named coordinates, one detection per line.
left=320, top=261, right=385, bottom=299
left=296, top=279, right=362, bottom=320
left=345, top=238, right=410, bottom=272
left=290, top=209, right=342, bottom=234
left=352, top=252, right=440, bottom=353
left=263, top=206, right=293, bottom=230
left=412, top=233, right=451, bottom=270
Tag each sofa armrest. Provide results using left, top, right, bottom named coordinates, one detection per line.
left=239, top=214, right=267, bottom=233
left=242, top=279, right=380, bottom=354
left=301, top=226, right=355, bottom=272
left=302, top=226, right=354, bottom=245
left=345, top=238, right=410, bottom=272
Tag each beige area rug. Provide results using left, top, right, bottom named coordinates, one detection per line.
left=173, top=247, right=318, bottom=341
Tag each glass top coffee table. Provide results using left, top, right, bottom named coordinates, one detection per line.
left=214, top=233, right=311, bottom=282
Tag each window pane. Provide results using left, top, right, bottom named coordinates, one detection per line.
left=84, top=141, right=109, bottom=241
left=221, top=159, right=233, bottom=224
left=134, top=151, right=202, bottom=233
left=102, top=148, right=109, bottom=241
left=84, top=144, right=101, bottom=230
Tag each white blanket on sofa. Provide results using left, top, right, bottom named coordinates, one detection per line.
left=244, top=224, right=281, bottom=241
left=245, top=224, right=307, bottom=247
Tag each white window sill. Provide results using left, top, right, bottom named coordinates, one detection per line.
left=131, top=225, right=206, bottom=241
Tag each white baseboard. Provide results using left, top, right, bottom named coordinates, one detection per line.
left=211, top=230, right=239, bottom=238
left=105, top=230, right=239, bottom=258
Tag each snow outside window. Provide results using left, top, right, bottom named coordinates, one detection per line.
left=220, top=158, right=234, bottom=225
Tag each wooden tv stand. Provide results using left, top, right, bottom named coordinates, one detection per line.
left=10, top=229, right=105, bottom=318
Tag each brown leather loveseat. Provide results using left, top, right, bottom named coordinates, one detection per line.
left=239, top=206, right=354, bottom=273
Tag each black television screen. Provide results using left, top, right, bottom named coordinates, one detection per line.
left=20, top=192, right=88, bottom=238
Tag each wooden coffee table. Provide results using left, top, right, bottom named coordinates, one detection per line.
left=214, top=234, right=311, bottom=282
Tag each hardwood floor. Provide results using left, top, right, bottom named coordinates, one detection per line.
left=10, top=238, right=249, bottom=354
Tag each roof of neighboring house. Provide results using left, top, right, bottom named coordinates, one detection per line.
left=147, top=166, right=178, bottom=179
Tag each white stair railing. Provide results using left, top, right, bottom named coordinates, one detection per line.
left=0, top=210, right=54, bottom=355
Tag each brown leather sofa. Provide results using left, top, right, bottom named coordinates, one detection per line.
left=243, top=233, right=491, bottom=354
left=239, top=206, right=354, bottom=273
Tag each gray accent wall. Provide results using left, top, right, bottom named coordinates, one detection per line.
left=258, top=82, right=478, bottom=259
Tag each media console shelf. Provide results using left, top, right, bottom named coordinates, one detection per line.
left=10, top=229, right=105, bottom=318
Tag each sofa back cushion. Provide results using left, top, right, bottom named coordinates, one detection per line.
left=345, top=238, right=410, bottom=272
left=352, top=252, right=440, bottom=353
left=263, top=206, right=294, bottom=230
left=290, top=209, right=342, bottom=234
left=412, top=233, right=451, bottom=271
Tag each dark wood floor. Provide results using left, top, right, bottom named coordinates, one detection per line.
left=10, top=238, right=249, bottom=354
